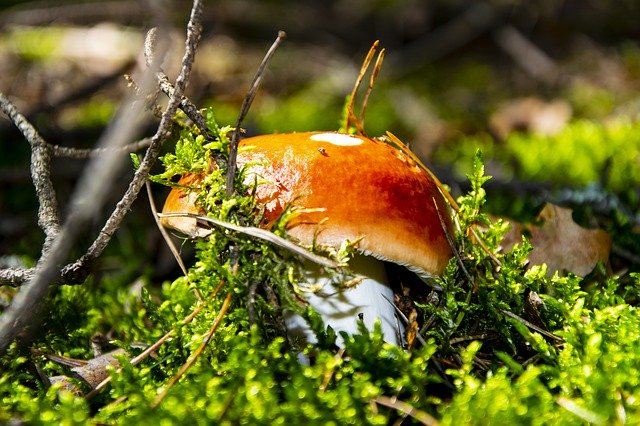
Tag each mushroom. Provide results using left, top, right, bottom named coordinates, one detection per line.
left=161, top=131, right=453, bottom=347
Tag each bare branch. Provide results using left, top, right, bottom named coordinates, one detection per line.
left=146, top=181, right=188, bottom=277
left=155, top=71, right=212, bottom=139
left=0, top=92, right=60, bottom=245
left=0, top=67, right=158, bottom=353
left=82, top=0, right=205, bottom=264
left=0, top=268, right=35, bottom=287
left=144, top=26, right=212, bottom=140
left=51, top=138, right=152, bottom=159
left=0, top=0, right=206, bottom=355
left=500, top=309, right=563, bottom=342
left=226, top=30, right=286, bottom=197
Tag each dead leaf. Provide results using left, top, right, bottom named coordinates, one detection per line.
left=71, top=349, right=127, bottom=389
left=502, top=204, right=612, bottom=276
left=490, top=97, right=572, bottom=140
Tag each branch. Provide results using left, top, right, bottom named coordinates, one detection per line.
left=144, top=26, right=212, bottom=141
left=156, top=70, right=212, bottom=139
left=0, top=92, right=60, bottom=246
left=0, top=268, right=35, bottom=287
left=0, top=0, right=206, bottom=354
left=50, top=138, right=152, bottom=159
left=226, top=30, right=286, bottom=197
left=80, top=0, right=204, bottom=265
left=0, top=71, right=158, bottom=352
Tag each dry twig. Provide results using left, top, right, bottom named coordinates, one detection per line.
left=226, top=30, right=286, bottom=197
left=0, top=0, right=205, bottom=355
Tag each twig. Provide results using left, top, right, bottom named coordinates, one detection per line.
left=50, top=138, right=152, bottom=159
left=372, top=396, right=440, bottom=426
left=0, top=92, right=60, bottom=246
left=0, top=0, right=204, bottom=355
left=433, top=197, right=475, bottom=290
left=86, top=280, right=225, bottom=400
left=449, top=333, right=494, bottom=345
left=500, top=309, right=563, bottom=342
left=157, top=213, right=341, bottom=269
left=80, top=0, right=204, bottom=265
left=0, top=63, right=158, bottom=353
left=226, top=30, right=286, bottom=197
left=0, top=74, right=155, bottom=353
left=144, top=27, right=212, bottom=142
left=0, top=268, right=34, bottom=287
left=156, top=70, right=212, bottom=138
left=146, top=181, right=189, bottom=277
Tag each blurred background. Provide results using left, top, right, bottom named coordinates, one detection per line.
left=1, top=0, right=639, bottom=282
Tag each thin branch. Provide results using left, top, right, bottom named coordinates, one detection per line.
left=145, top=26, right=212, bottom=141
left=433, top=197, right=474, bottom=288
left=501, top=309, right=563, bottom=342
left=0, top=91, right=60, bottom=245
left=146, top=181, right=188, bottom=277
left=50, top=138, right=152, bottom=159
left=155, top=70, right=212, bottom=139
left=226, top=30, right=286, bottom=197
left=0, top=67, right=158, bottom=353
left=157, top=213, right=341, bottom=269
left=80, top=0, right=204, bottom=265
left=0, top=268, right=35, bottom=287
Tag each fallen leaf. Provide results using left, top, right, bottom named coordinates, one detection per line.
left=490, top=97, right=572, bottom=140
left=502, top=204, right=612, bottom=276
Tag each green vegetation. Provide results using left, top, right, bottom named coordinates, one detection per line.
left=436, top=118, right=640, bottom=191
left=2, top=109, right=639, bottom=424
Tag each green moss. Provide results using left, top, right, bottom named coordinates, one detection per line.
left=436, top=117, right=640, bottom=192
left=3, top=110, right=640, bottom=424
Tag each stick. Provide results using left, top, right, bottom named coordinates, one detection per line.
left=157, top=212, right=341, bottom=269
left=225, top=31, right=286, bottom=197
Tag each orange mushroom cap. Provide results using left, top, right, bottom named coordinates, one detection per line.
left=161, top=131, right=453, bottom=276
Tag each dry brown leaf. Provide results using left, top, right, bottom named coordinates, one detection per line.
left=502, top=204, right=612, bottom=276
left=489, top=97, right=572, bottom=140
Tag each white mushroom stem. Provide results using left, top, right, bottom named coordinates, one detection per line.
left=285, top=255, right=404, bottom=348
